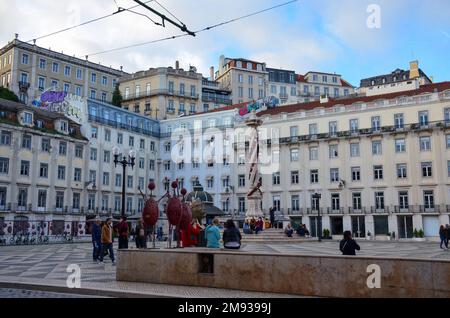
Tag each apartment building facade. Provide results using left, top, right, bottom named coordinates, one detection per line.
left=242, top=82, right=450, bottom=239
left=158, top=107, right=237, bottom=213
left=267, top=68, right=297, bottom=105
left=296, top=72, right=355, bottom=103
left=0, top=35, right=124, bottom=106
left=215, top=56, right=268, bottom=105
left=359, top=61, right=432, bottom=97
left=0, top=98, right=89, bottom=236
left=118, top=63, right=203, bottom=120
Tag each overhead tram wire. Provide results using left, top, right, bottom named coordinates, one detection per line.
left=153, top=0, right=184, bottom=25
left=25, top=0, right=156, bottom=43
left=83, top=0, right=299, bottom=58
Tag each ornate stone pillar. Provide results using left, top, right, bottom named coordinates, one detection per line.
left=245, top=111, right=263, bottom=219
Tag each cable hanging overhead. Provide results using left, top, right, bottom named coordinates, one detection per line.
left=26, top=0, right=156, bottom=43
left=84, top=0, right=299, bottom=57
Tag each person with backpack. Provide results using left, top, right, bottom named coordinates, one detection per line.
left=222, top=220, right=242, bottom=250
left=339, top=231, right=361, bottom=256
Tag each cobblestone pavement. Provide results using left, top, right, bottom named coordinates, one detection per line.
left=0, top=288, right=100, bottom=298
left=0, top=241, right=448, bottom=297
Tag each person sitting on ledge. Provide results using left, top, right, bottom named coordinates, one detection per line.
left=303, top=224, right=310, bottom=237
left=205, top=218, right=221, bottom=249
left=255, top=217, right=264, bottom=234
left=250, top=218, right=257, bottom=234
left=296, top=224, right=306, bottom=237
left=285, top=224, right=294, bottom=238
left=223, top=220, right=242, bottom=250
left=243, top=220, right=252, bottom=234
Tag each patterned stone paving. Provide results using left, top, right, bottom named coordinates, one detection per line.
left=0, top=241, right=448, bottom=297
left=0, top=288, right=101, bottom=298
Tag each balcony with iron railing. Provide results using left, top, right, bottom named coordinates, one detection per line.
left=202, top=94, right=232, bottom=105
left=266, top=120, right=449, bottom=147
left=88, top=114, right=160, bottom=138
left=123, top=89, right=199, bottom=101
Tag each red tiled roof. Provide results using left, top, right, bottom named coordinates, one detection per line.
left=257, top=81, right=450, bottom=117
left=296, top=74, right=306, bottom=83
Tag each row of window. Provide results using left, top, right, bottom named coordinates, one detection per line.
left=269, top=190, right=436, bottom=213
left=90, top=128, right=156, bottom=151
left=289, top=110, right=450, bottom=137
left=21, top=53, right=116, bottom=87
left=0, top=131, right=83, bottom=155
left=237, top=86, right=264, bottom=100
left=281, top=135, right=443, bottom=162
left=259, top=162, right=439, bottom=187
left=35, top=76, right=109, bottom=101
left=0, top=187, right=143, bottom=213
left=237, top=74, right=265, bottom=86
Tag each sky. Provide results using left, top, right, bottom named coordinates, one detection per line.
left=0, top=0, right=449, bottom=86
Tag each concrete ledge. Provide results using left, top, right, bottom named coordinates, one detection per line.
left=117, top=249, right=450, bottom=298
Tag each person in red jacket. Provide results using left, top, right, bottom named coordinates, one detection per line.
left=115, top=217, right=129, bottom=250
left=181, top=220, right=203, bottom=248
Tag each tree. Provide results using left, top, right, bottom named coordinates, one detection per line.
left=111, top=84, right=123, bottom=107
left=191, top=200, right=205, bottom=223
left=0, top=87, right=19, bottom=102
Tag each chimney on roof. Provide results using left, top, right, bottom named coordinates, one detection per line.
left=15, top=33, right=19, bottom=39
left=210, top=66, right=214, bottom=80
left=409, top=60, right=420, bottom=79
left=175, top=61, right=180, bottom=70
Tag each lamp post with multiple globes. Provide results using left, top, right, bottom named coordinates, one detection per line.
left=113, top=147, right=136, bottom=219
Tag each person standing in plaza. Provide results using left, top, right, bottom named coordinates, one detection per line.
left=439, top=225, right=448, bottom=250
left=115, top=217, right=129, bottom=250
left=205, top=218, right=221, bottom=249
left=135, top=219, right=146, bottom=249
left=269, top=207, right=275, bottom=228
left=222, top=220, right=242, bottom=250
left=99, top=218, right=115, bottom=265
left=339, top=231, right=361, bottom=256
left=91, top=217, right=102, bottom=262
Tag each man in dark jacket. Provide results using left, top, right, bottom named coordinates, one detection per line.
left=91, top=217, right=102, bottom=262
left=339, top=231, right=361, bottom=256
left=115, top=217, right=129, bottom=250
left=269, top=207, right=275, bottom=228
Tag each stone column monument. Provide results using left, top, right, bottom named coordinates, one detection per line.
left=245, top=110, right=264, bottom=219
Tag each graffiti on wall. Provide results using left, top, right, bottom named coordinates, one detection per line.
left=32, top=89, right=85, bottom=124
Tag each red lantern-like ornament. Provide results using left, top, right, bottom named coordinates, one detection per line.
left=142, top=199, right=159, bottom=227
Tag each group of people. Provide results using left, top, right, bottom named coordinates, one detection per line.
left=284, top=224, right=310, bottom=238
left=243, top=218, right=265, bottom=235
left=439, top=225, right=450, bottom=250
left=91, top=216, right=131, bottom=265
left=205, top=218, right=242, bottom=250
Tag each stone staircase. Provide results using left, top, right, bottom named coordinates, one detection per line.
left=239, top=229, right=317, bottom=244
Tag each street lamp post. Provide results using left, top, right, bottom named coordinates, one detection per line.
left=313, top=193, right=322, bottom=242
left=113, top=147, right=136, bottom=219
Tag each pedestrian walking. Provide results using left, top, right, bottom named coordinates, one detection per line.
left=205, top=218, right=221, bottom=249
left=445, top=225, right=450, bottom=250
left=91, top=216, right=102, bottom=262
left=439, top=225, right=448, bottom=250
left=223, top=220, right=242, bottom=250
left=339, top=231, right=361, bottom=256
left=115, top=217, right=129, bottom=250
left=99, top=218, right=115, bottom=265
